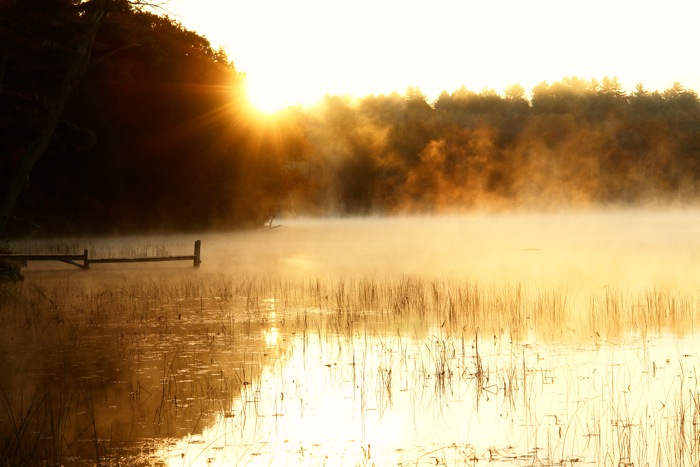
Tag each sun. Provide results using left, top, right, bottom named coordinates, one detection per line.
left=244, top=75, right=304, bottom=114
left=244, top=72, right=329, bottom=114
left=246, top=79, right=288, bottom=114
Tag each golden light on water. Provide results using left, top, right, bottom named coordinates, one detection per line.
left=138, top=206, right=700, bottom=465
left=8, top=211, right=700, bottom=465
left=158, top=324, right=699, bottom=465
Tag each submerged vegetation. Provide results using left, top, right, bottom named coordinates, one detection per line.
left=3, top=3, right=700, bottom=463
left=0, top=263, right=700, bottom=465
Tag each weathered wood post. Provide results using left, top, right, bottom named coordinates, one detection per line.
left=193, top=240, right=201, bottom=268
left=83, top=249, right=90, bottom=269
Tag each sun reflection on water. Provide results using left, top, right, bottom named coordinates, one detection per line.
left=262, top=300, right=280, bottom=346
left=158, top=320, right=700, bottom=466
left=263, top=327, right=278, bottom=346
left=10, top=212, right=700, bottom=466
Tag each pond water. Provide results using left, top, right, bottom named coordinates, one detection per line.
left=3, top=210, right=700, bottom=465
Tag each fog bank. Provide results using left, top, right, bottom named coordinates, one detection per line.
left=198, top=210, right=700, bottom=293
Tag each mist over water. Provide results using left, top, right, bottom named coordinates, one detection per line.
left=19, top=208, right=700, bottom=298
left=9, top=209, right=700, bottom=466
left=199, top=209, right=700, bottom=293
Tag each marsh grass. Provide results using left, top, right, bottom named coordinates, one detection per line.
left=0, top=272, right=280, bottom=465
left=1, top=272, right=700, bottom=464
left=8, top=239, right=173, bottom=259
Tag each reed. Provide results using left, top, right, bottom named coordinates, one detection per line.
left=2, top=271, right=700, bottom=464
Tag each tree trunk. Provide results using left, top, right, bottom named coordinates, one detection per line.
left=0, top=2, right=108, bottom=236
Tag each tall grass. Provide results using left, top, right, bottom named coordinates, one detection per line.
left=1, top=272, right=700, bottom=464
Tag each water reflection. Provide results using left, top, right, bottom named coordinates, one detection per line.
left=0, top=272, right=287, bottom=465
left=5, top=211, right=700, bottom=465
left=160, top=324, right=699, bottom=466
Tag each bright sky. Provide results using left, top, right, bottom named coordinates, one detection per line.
left=163, top=0, right=700, bottom=112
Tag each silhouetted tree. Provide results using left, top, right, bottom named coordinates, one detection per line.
left=6, top=29, right=700, bottom=236
left=0, top=0, right=155, bottom=235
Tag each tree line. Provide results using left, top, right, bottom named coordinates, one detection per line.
left=298, top=79, right=700, bottom=215
left=2, top=3, right=700, bottom=237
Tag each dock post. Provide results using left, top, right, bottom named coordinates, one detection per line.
left=83, top=249, right=90, bottom=269
left=193, top=240, right=201, bottom=268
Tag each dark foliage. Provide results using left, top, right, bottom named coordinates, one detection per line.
left=2, top=3, right=700, bottom=237
left=298, top=79, right=700, bottom=214
left=1, top=3, right=305, bottom=236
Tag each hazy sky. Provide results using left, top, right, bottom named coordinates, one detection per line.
left=163, top=0, right=700, bottom=111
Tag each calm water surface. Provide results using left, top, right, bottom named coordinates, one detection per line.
left=5, top=210, right=700, bottom=466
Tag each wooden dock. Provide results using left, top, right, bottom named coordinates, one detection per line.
left=0, top=240, right=201, bottom=269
